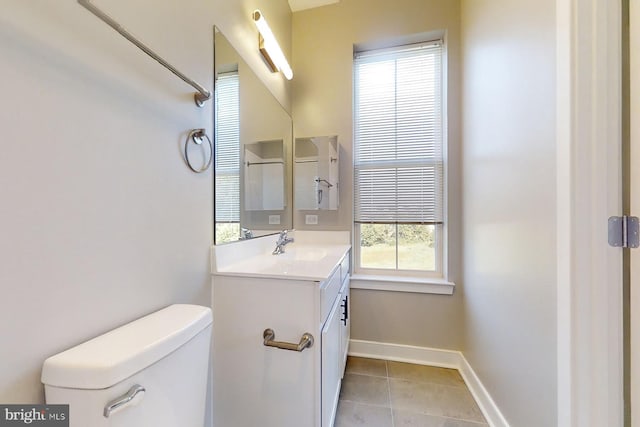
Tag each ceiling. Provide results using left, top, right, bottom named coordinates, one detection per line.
left=288, top=0, right=340, bottom=12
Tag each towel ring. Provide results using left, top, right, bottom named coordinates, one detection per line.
left=184, top=129, right=212, bottom=173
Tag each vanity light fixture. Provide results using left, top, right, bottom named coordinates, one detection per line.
left=252, top=10, right=293, bottom=80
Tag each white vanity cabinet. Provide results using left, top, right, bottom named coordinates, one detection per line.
left=321, top=263, right=350, bottom=427
left=211, top=237, right=351, bottom=427
left=339, top=255, right=351, bottom=376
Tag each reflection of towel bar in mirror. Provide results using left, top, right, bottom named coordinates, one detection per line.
left=246, top=161, right=285, bottom=166
left=243, top=139, right=286, bottom=212
left=315, top=178, right=334, bottom=188
left=294, top=136, right=339, bottom=211
left=296, top=159, right=335, bottom=164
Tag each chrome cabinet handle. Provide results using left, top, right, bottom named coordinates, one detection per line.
left=263, top=329, right=314, bottom=352
left=103, top=384, right=145, bottom=418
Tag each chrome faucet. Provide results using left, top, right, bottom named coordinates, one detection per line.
left=240, top=228, right=254, bottom=240
left=272, top=230, right=294, bottom=255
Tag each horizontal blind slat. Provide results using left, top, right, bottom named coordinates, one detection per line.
left=354, top=43, right=443, bottom=224
left=215, top=72, right=240, bottom=222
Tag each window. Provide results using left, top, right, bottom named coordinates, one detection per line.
left=354, top=41, right=445, bottom=277
left=215, top=71, right=240, bottom=243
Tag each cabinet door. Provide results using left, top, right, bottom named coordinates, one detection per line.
left=339, top=279, right=350, bottom=378
left=321, top=297, right=342, bottom=427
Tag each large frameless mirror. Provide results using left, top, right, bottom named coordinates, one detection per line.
left=213, top=28, right=293, bottom=244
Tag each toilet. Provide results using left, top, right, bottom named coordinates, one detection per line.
left=41, top=304, right=212, bottom=427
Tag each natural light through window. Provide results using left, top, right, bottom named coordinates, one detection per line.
left=215, top=71, right=241, bottom=244
left=354, top=41, right=445, bottom=276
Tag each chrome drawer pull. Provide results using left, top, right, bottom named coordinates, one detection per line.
left=103, top=384, right=145, bottom=418
left=263, top=329, right=314, bottom=352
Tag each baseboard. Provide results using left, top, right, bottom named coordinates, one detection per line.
left=348, top=339, right=461, bottom=369
left=348, top=339, right=510, bottom=427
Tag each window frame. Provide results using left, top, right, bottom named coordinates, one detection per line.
left=352, top=38, right=449, bottom=282
left=353, top=223, right=445, bottom=279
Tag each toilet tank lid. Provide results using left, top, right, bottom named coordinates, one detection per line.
left=41, top=304, right=212, bottom=390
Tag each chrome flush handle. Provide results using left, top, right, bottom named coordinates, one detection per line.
left=103, top=384, right=146, bottom=418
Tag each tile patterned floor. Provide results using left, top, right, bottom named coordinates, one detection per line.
left=335, top=357, right=489, bottom=427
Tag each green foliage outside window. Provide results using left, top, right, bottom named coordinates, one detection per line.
left=215, top=224, right=240, bottom=244
left=360, top=224, right=435, bottom=248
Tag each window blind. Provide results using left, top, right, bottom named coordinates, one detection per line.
left=354, top=41, right=444, bottom=224
left=215, top=72, right=240, bottom=223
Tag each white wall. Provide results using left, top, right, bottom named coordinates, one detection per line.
left=0, top=1, right=291, bottom=424
left=461, top=0, right=557, bottom=425
left=292, top=0, right=464, bottom=350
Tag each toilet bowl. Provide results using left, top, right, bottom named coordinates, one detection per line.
left=41, top=304, right=212, bottom=427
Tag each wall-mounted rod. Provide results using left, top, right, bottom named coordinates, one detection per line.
left=77, top=0, right=211, bottom=108
left=247, top=161, right=284, bottom=166
left=315, top=178, right=333, bottom=188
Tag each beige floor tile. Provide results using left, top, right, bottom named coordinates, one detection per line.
left=334, top=401, right=393, bottom=427
left=387, top=361, right=465, bottom=388
left=345, top=356, right=388, bottom=377
left=339, top=373, right=390, bottom=407
left=389, top=378, right=486, bottom=423
left=394, top=409, right=489, bottom=427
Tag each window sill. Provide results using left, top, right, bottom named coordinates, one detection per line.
left=349, top=274, right=455, bottom=295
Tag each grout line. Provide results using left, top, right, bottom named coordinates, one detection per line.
left=434, top=416, right=489, bottom=426
left=391, top=405, right=489, bottom=425
left=393, top=410, right=489, bottom=426
left=349, top=346, right=501, bottom=426
left=345, top=372, right=389, bottom=379
left=386, top=360, right=395, bottom=427
left=386, top=378, right=487, bottom=424
left=388, top=377, right=472, bottom=392
left=344, top=372, right=389, bottom=380
left=345, top=357, right=487, bottom=427
left=338, top=399, right=392, bottom=410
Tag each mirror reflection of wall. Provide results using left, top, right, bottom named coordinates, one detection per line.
left=294, top=136, right=339, bottom=211
left=214, top=28, right=293, bottom=244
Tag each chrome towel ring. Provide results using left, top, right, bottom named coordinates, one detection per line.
left=184, top=129, right=212, bottom=173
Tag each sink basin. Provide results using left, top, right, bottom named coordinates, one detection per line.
left=215, top=244, right=349, bottom=280
left=278, top=247, right=327, bottom=262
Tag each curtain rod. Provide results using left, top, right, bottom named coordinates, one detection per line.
left=77, top=0, right=211, bottom=108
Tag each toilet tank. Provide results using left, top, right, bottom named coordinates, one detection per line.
left=41, top=304, right=212, bottom=427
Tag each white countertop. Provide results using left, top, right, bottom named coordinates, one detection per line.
left=214, top=243, right=350, bottom=281
left=212, top=231, right=351, bottom=281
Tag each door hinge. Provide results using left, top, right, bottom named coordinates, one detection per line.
left=608, top=216, right=640, bottom=248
